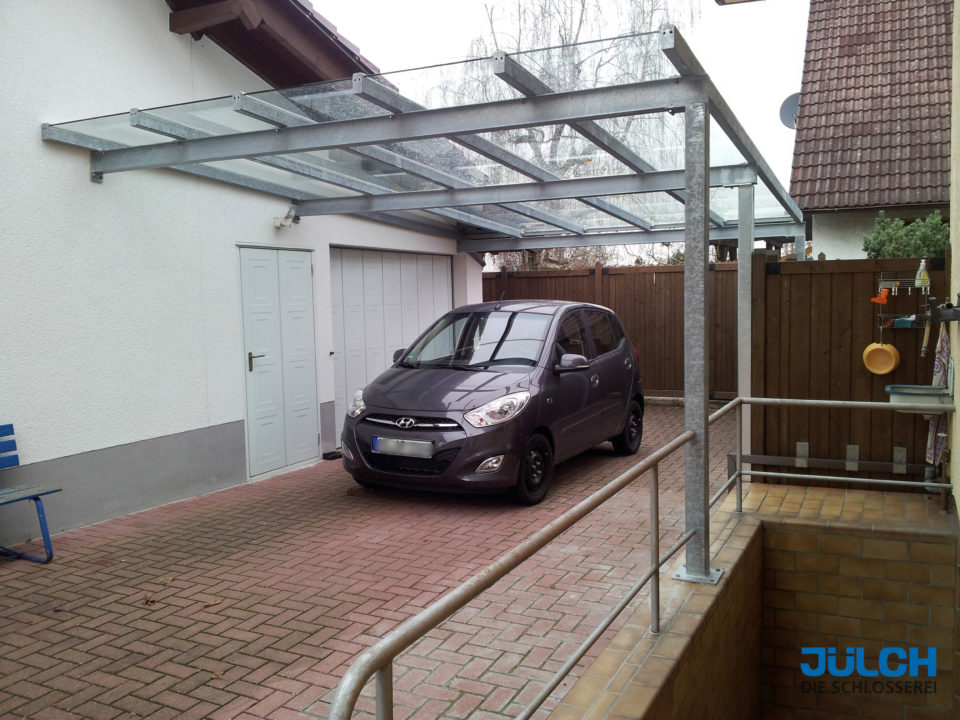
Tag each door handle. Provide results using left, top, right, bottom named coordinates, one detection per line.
left=248, top=352, right=265, bottom=372
left=590, top=374, right=600, bottom=388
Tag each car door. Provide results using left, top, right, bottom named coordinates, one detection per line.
left=542, top=310, right=605, bottom=460
left=583, top=309, right=635, bottom=439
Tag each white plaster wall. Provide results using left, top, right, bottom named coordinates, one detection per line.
left=949, top=0, right=959, bottom=513
left=811, top=207, right=947, bottom=260
left=809, top=211, right=875, bottom=260
left=452, top=253, right=486, bottom=308
left=0, top=0, right=476, bottom=465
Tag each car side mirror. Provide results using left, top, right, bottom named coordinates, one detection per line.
left=555, top=353, right=589, bottom=373
left=392, top=348, right=406, bottom=363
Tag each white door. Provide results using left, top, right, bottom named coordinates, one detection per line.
left=240, top=248, right=319, bottom=476
left=330, top=249, right=453, bottom=442
left=278, top=251, right=320, bottom=465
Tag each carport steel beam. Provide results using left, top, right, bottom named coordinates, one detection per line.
left=128, top=109, right=525, bottom=238
left=231, top=93, right=586, bottom=235
left=455, top=221, right=803, bottom=251
left=352, top=73, right=656, bottom=232
left=492, top=51, right=728, bottom=229
left=89, top=76, right=707, bottom=175
left=659, top=27, right=802, bottom=224
left=295, top=165, right=757, bottom=216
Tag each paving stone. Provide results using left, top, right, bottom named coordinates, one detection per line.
left=0, top=406, right=732, bottom=719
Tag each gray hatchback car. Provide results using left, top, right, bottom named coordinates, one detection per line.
left=340, top=300, right=644, bottom=504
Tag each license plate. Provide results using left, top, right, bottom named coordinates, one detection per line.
left=371, top=436, right=434, bottom=458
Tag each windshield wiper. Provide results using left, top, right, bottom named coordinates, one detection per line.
left=396, top=361, right=418, bottom=369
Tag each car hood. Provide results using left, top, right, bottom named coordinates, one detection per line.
left=364, top=366, right=533, bottom=412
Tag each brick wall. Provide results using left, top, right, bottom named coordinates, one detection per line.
left=639, top=523, right=763, bottom=720
left=761, top=521, right=957, bottom=718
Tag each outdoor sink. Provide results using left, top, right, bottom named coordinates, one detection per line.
left=884, top=384, right=953, bottom=413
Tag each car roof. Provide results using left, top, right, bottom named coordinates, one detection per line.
left=452, top=299, right=609, bottom=315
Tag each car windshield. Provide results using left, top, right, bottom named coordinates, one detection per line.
left=402, top=311, right=552, bottom=368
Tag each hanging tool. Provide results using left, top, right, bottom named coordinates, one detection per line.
left=921, top=318, right=932, bottom=358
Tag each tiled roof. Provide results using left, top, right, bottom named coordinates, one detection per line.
left=790, top=0, right=951, bottom=212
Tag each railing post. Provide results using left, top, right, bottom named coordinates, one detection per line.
left=650, top=465, right=660, bottom=634
left=677, top=101, right=722, bottom=585
left=736, top=402, right=743, bottom=512
left=375, top=665, right=393, bottom=720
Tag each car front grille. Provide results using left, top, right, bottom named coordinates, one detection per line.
left=362, top=414, right=463, bottom=432
left=359, top=445, right=461, bottom=476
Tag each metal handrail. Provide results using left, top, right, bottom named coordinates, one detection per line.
left=328, top=427, right=699, bottom=720
left=736, top=396, right=954, bottom=503
left=742, top=396, right=954, bottom=413
left=329, top=394, right=953, bottom=719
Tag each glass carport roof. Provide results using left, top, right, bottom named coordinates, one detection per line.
left=41, top=26, right=803, bottom=252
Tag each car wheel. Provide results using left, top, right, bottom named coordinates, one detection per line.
left=513, top=433, right=554, bottom=505
left=612, top=400, right=643, bottom=455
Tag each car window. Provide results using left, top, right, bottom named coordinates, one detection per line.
left=406, top=311, right=550, bottom=367
left=554, top=312, right=588, bottom=359
left=467, top=312, right=551, bottom=366
left=584, top=310, right=623, bottom=357
left=416, top=315, right=470, bottom=362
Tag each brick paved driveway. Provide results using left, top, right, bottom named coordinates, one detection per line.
left=0, top=406, right=736, bottom=720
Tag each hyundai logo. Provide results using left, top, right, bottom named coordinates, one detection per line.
left=396, top=417, right=416, bottom=429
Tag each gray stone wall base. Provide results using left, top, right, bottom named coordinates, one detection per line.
left=0, top=421, right=246, bottom=548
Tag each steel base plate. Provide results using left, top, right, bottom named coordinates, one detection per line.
left=672, top=566, right=724, bottom=585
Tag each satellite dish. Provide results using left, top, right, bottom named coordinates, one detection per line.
left=780, top=92, right=801, bottom=129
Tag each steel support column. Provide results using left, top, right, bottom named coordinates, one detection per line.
left=738, top=185, right=755, bottom=463
left=676, top=103, right=722, bottom=585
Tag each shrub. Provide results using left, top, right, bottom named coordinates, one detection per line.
left=862, top=210, right=949, bottom=259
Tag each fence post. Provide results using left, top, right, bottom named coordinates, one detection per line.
left=594, top=262, right=603, bottom=305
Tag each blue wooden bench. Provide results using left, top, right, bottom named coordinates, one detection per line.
left=0, top=424, right=62, bottom=563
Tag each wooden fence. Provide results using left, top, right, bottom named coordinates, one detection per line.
left=483, top=256, right=948, bottom=467
left=482, top=262, right=739, bottom=397
left=752, top=256, right=946, bottom=466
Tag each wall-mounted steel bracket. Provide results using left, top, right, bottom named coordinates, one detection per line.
left=929, top=295, right=960, bottom=322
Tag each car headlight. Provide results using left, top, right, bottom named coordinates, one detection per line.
left=464, top=391, right=530, bottom=428
left=347, top=387, right=366, bottom=418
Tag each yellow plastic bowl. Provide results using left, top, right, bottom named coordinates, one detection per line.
left=862, top=343, right=900, bottom=375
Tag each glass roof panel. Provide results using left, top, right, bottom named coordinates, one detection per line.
left=203, top=159, right=362, bottom=197
left=510, top=32, right=679, bottom=89
left=471, top=125, right=633, bottom=180
left=42, top=28, right=800, bottom=244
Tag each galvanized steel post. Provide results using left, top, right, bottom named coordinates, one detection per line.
left=738, top=184, right=754, bottom=465
left=677, top=102, right=722, bottom=585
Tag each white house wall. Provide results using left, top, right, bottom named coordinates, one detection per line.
left=810, top=207, right=945, bottom=260
left=0, top=0, right=481, bottom=545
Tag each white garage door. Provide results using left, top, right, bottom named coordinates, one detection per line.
left=330, top=249, right=452, bottom=443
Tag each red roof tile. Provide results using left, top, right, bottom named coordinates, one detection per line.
left=790, top=0, right=951, bottom=211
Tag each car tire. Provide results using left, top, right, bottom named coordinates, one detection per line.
left=513, top=433, right=554, bottom=505
left=611, top=400, right=644, bottom=455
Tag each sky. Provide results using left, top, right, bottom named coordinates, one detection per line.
left=317, top=0, right=811, bottom=188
